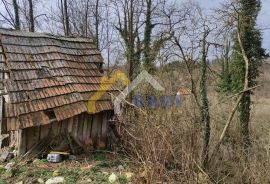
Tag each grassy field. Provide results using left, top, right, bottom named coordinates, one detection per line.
left=0, top=153, right=134, bottom=184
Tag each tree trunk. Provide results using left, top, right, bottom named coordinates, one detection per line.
left=63, top=0, right=70, bottom=36
left=95, top=0, right=100, bottom=49
left=115, top=0, right=142, bottom=101
left=13, top=0, right=20, bottom=30
left=84, top=0, right=90, bottom=37
left=230, top=0, right=265, bottom=154
left=200, top=30, right=211, bottom=168
left=239, top=89, right=251, bottom=150
left=143, top=0, right=154, bottom=73
left=28, top=0, right=34, bottom=32
left=60, top=0, right=65, bottom=34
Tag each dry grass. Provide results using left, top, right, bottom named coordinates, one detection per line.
left=115, top=64, right=270, bottom=183
left=117, top=105, right=204, bottom=183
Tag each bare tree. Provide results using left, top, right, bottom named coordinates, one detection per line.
left=169, top=2, right=219, bottom=168
left=63, top=0, right=69, bottom=35
left=13, top=0, right=20, bottom=30
left=28, top=0, right=34, bottom=32
left=142, top=0, right=175, bottom=74
left=114, top=0, right=142, bottom=81
left=0, top=0, right=16, bottom=28
left=59, top=0, right=70, bottom=36
left=94, top=0, right=100, bottom=48
left=200, top=25, right=211, bottom=167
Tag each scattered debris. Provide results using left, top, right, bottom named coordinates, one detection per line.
left=53, top=169, right=60, bottom=177
left=47, top=151, right=71, bottom=163
left=125, top=172, right=134, bottom=181
left=102, top=171, right=109, bottom=175
left=45, top=177, right=65, bottom=184
left=86, top=179, right=93, bottom=182
left=0, top=151, right=13, bottom=162
left=81, top=164, right=93, bottom=171
left=47, top=153, right=63, bottom=163
left=12, top=150, right=17, bottom=157
left=118, top=165, right=124, bottom=170
left=3, top=162, right=15, bottom=178
left=20, top=134, right=96, bottom=161
left=50, top=151, right=70, bottom=156
left=5, top=162, right=15, bottom=171
left=37, top=178, right=45, bottom=184
left=0, top=151, right=10, bottom=162
left=23, top=136, right=53, bottom=159
left=0, top=152, right=133, bottom=183
left=108, top=173, right=118, bottom=183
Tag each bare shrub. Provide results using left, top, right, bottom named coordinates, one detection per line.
left=114, top=90, right=270, bottom=183
left=116, top=106, right=203, bottom=183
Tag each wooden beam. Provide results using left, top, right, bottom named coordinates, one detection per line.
left=18, top=130, right=26, bottom=155
left=0, top=71, right=4, bottom=148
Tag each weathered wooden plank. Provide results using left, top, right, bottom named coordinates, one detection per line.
left=58, top=121, right=63, bottom=135
left=91, top=113, right=100, bottom=145
left=101, top=111, right=108, bottom=138
left=40, top=124, right=50, bottom=140
left=67, top=117, right=73, bottom=133
left=0, top=96, right=2, bottom=135
left=61, top=119, right=68, bottom=134
left=26, top=127, right=39, bottom=151
left=72, top=115, right=79, bottom=138
left=51, top=121, right=59, bottom=136
left=82, top=113, right=88, bottom=140
left=18, top=130, right=26, bottom=155
left=96, top=111, right=108, bottom=150
left=77, top=113, right=84, bottom=141
left=25, top=128, right=32, bottom=151
left=0, top=70, right=3, bottom=147
left=37, top=126, right=41, bottom=141
left=87, top=115, right=93, bottom=139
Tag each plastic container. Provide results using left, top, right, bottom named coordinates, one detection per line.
left=47, top=153, right=62, bottom=163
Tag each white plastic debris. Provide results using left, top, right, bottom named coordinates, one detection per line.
left=125, top=172, right=134, bottom=181
left=45, top=177, right=65, bottom=184
left=37, top=178, right=45, bottom=184
left=108, top=173, right=118, bottom=183
left=5, top=162, right=15, bottom=171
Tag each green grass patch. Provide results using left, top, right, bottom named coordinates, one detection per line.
left=0, top=179, right=7, bottom=184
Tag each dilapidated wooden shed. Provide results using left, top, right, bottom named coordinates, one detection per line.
left=0, top=28, right=116, bottom=155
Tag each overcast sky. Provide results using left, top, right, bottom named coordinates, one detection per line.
left=198, top=0, right=270, bottom=53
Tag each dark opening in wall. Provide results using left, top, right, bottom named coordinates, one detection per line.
left=44, top=109, right=57, bottom=122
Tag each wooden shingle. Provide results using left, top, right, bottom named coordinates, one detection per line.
left=0, top=29, right=115, bottom=131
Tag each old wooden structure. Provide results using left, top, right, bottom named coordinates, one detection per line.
left=0, top=29, right=116, bottom=155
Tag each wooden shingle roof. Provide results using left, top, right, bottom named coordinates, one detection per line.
left=0, top=29, right=115, bottom=131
